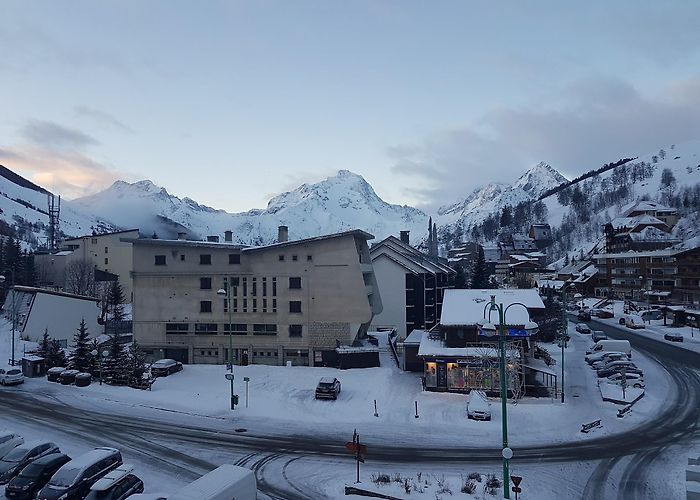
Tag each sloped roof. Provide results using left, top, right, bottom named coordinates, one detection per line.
left=624, top=200, right=675, bottom=215
left=371, top=236, right=454, bottom=275
left=440, top=288, right=544, bottom=326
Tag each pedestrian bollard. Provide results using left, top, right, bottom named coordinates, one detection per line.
left=244, top=376, right=250, bottom=408
left=414, top=400, right=419, bottom=418
left=373, top=399, right=378, bottom=417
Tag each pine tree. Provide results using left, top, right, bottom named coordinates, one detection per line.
left=500, top=206, right=513, bottom=227
left=453, top=264, right=468, bottom=289
left=127, top=341, right=147, bottom=387
left=47, top=339, right=67, bottom=368
left=470, top=247, right=489, bottom=289
left=69, top=319, right=93, bottom=373
left=36, top=328, right=50, bottom=359
left=108, top=280, right=125, bottom=321
left=104, top=328, right=129, bottom=385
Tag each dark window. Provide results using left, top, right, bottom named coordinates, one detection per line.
left=200, top=277, right=212, bottom=289
left=272, top=278, right=277, bottom=296
left=229, top=253, right=241, bottom=264
left=155, top=255, right=166, bottom=266
left=243, top=298, right=247, bottom=312
left=243, top=278, right=247, bottom=296
left=105, top=246, right=108, bottom=254
left=307, top=255, right=312, bottom=261
left=263, top=298, right=267, bottom=312
left=166, top=323, right=189, bottom=334
left=200, top=301, right=212, bottom=313
left=289, top=324, right=303, bottom=337
left=104, top=258, right=108, bottom=265
left=200, top=254, right=212, bottom=265
left=223, top=298, right=228, bottom=312
left=180, top=254, right=185, bottom=261
left=262, top=278, right=267, bottom=296
left=253, top=324, right=278, bottom=335
left=289, top=301, right=302, bottom=313
left=224, top=323, right=247, bottom=335
left=292, top=255, right=298, bottom=261
left=289, top=277, right=302, bottom=289
left=272, top=298, right=277, bottom=312
left=279, top=255, right=285, bottom=261
left=232, top=298, right=238, bottom=312
left=195, top=323, right=218, bottom=334
left=252, top=279, right=257, bottom=296
left=252, top=298, right=257, bottom=312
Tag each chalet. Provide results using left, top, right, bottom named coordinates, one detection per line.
left=604, top=215, right=677, bottom=253
left=624, top=201, right=678, bottom=227
left=529, top=224, right=553, bottom=249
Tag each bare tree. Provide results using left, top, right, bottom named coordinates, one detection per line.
left=64, top=259, right=96, bottom=296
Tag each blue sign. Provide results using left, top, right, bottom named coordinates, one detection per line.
left=478, top=328, right=529, bottom=337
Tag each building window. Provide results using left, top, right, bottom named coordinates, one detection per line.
left=289, top=277, right=302, bottom=289
left=289, top=301, right=302, bottom=313
left=224, top=323, right=247, bottom=335
left=262, top=277, right=267, bottom=296
left=279, top=255, right=285, bottom=261
left=200, top=254, right=212, bottom=265
left=307, top=255, right=312, bottom=261
left=200, top=277, right=212, bottom=290
left=243, top=298, right=247, bottom=312
left=105, top=246, right=109, bottom=254
left=272, top=298, right=277, bottom=312
left=253, top=324, right=278, bottom=335
left=195, top=323, right=218, bottom=334
left=262, top=298, right=267, bottom=312
left=292, top=255, right=298, bottom=261
left=229, top=253, right=241, bottom=264
left=289, top=324, right=303, bottom=337
left=104, top=258, right=108, bottom=265
left=223, top=298, right=228, bottom=313
left=165, top=323, right=189, bottom=334
left=252, top=278, right=257, bottom=296
left=252, top=298, right=257, bottom=312
left=180, top=254, right=185, bottom=261
left=91, top=238, right=97, bottom=244
left=232, top=298, right=238, bottom=312
left=200, top=301, right=212, bottom=313
left=155, top=255, right=166, bottom=266
left=272, top=278, right=277, bottom=296
left=243, top=278, right=247, bottom=296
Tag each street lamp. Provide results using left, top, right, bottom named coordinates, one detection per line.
left=480, top=297, right=539, bottom=500
left=217, top=284, right=235, bottom=410
left=91, top=349, right=109, bottom=385
left=560, top=283, right=578, bottom=403
left=0, top=270, right=17, bottom=366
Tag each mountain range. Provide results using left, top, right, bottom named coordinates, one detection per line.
left=1, top=141, right=699, bottom=256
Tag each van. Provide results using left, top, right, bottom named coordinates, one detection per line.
left=168, top=464, right=256, bottom=500
left=585, top=339, right=631, bottom=359
left=37, top=447, right=122, bottom=500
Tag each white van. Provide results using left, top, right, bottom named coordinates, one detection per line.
left=169, top=464, right=256, bottom=500
left=585, top=339, right=631, bottom=360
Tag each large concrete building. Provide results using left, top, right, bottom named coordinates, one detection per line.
left=129, top=229, right=382, bottom=366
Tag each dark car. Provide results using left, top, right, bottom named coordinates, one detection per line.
left=84, top=464, right=144, bottom=500
left=664, top=333, right=684, bottom=342
left=4, top=453, right=71, bottom=499
left=591, top=331, right=608, bottom=343
left=315, top=377, right=341, bottom=400
left=577, top=311, right=591, bottom=322
left=597, top=310, right=614, bottom=319
left=0, top=442, right=60, bottom=485
left=150, top=359, right=183, bottom=377
left=37, top=447, right=122, bottom=500
left=597, top=364, right=642, bottom=379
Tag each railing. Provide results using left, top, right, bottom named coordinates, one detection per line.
left=387, top=330, right=400, bottom=368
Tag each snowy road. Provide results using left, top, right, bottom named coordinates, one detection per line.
left=1, top=320, right=698, bottom=498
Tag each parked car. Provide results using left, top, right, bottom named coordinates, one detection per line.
left=47, top=367, right=66, bottom=383
left=597, top=363, right=639, bottom=379
left=596, top=358, right=635, bottom=373
left=624, top=315, right=645, bottom=329
left=664, top=333, right=684, bottom=342
left=575, top=323, right=591, bottom=334
left=0, top=433, right=23, bottom=461
left=314, top=377, right=341, bottom=400
left=585, top=339, right=632, bottom=358
left=36, top=447, right=122, bottom=500
left=126, top=495, right=168, bottom=500
left=597, top=310, right=614, bottom=319
left=591, top=331, right=608, bottom=342
left=0, top=442, right=60, bottom=485
left=606, top=372, right=645, bottom=389
left=84, top=464, right=144, bottom=500
left=591, top=353, right=629, bottom=369
left=59, top=370, right=80, bottom=385
left=0, top=367, right=24, bottom=386
left=466, top=390, right=492, bottom=421
left=577, top=311, right=591, bottom=322
left=150, top=359, right=183, bottom=377
left=641, top=309, right=662, bottom=321
left=168, top=464, right=256, bottom=500
left=4, top=453, right=71, bottom=499
left=586, top=350, right=625, bottom=366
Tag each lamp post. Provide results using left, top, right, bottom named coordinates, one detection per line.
left=91, top=349, right=109, bottom=385
left=560, top=283, right=577, bottom=403
left=481, top=297, right=539, bottom=500
left=217, top=283, right=235, bottom=410
left=0, top=270, right=17, bottom=366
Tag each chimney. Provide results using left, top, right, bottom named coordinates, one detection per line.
left=278, top=225, right=289, bottom=243
left=400, top=231, right=410, bottom=245
left=177, top=232, right=187, bottom=240
left=207, top=235, right=220, bottom=243
left=224, top=230, right=233, bottom=243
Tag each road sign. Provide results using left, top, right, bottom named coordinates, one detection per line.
left=243, top=376, right=250, bottom=382
left=512, top=486, right=522, bottom=493
left=345, top=442, right=367, bottom=454
left=511, top=475, right=522, bottom=487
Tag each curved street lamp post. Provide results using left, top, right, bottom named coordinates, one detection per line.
left=217, top=284, right=236, bottom=410
left=481, top=297, right=538, bottom=499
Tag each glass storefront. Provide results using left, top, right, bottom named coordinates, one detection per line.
left=426, top=358, right=518, bottom=393
left=425, top=362, right=437, bottom=387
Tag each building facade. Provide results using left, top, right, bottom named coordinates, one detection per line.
left=674, top=247, right=700, bottom=305
left=369, top=234, right=454, bottom=339
left=130, top=230, right=382, bottom=366
left=594, top=249, right=679, bottom=300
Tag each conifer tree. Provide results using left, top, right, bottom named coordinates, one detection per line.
left=108, top=280, right=125, bottom=322
left=127, top=341, right=147, bottom=387
left=36, top=328, right=50, bottom=359
left=470, top=247, right=489, bottom=289
left=69, top=318, right=93, bottom=373
left=47, top=339, right=67, bottom=368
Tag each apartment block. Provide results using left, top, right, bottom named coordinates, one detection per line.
left=129, top=229, right=382, bottom=366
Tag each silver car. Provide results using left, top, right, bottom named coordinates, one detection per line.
left=0, top=367, right=24, bottom=386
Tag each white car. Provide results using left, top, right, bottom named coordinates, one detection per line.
left=0, top=432, right=23, bottom=460
left=607, top=372, right=645, bottom=388
left=467, top=390, right=492, bottom=421
left=591, top=353, right=629, bottom=369
left=0, top=367, right=24, bottom=386
left=586, top=351, right=626, bottom=366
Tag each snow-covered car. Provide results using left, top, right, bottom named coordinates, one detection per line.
left=150, top=359, right=183, bottom=377
left=0, top=367, right=24, bottom=386
left=624, top=315, right=645, bottom=329
left=84, top=464, right=144, bottom=500
left=37, top=447, right=122, bottom=500
left=591, top=353, right=629, bottom=369
left=5, top=452, right=71, bottom=500
left=0, top=433, right=23, bottom=461
left=591, top=331, right=608, bottom=343
left=315, top=377, right=341, bottom=400
left=575, top=323, right=591, bottom=334
left=126, top=494, right=169, bottom=500
left=586, top=351, right=626, bottom=366
left=597, top=362, right=639, bottom=378
left=577, top=311, right=591, bottom=322
left=0, top=442, right=59, bottom=485
left=467, top=390, right=492, bottom=421
left=664, top=333, right=684, bottom=342
left=606, top=372, right=645, bottom=388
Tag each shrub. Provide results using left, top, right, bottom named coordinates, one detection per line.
left=467, top=472, right=482, bottom=482
left=461, top=479, right=477, bottom=494
left=371, top=473, right=390, bottom=485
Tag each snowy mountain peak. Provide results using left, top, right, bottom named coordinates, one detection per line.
left=513, top=162, right=568, bottom=198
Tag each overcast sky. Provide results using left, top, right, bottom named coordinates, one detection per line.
left=1, top=1, right=699, bottom=212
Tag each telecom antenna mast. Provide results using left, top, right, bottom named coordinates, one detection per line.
left=47, top=193, right=61, bottom=252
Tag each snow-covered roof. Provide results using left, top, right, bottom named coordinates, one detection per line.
left=417, top=331, right=521, bottom=358
left=9, top=285, right=100, bottom=302
left=609, top=214, right=667, bottom=230
left=536, top=279, right=566, bottom=290
left=371, top=236, right=454, bottom=274
left=440, top=289, right=544, bottom=326
left=573, top=267, right=598, bottom=283
left=594, top=248, right=681, bottom=259
left=524, top=251, right=546, bottom=258
left=335, top=345, right=379, bottom=354
left=626, top=226, right=678, bottom=242
left=624, top=200, right=675, bottom=215
left=403, top=329, right=425, bottom=344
